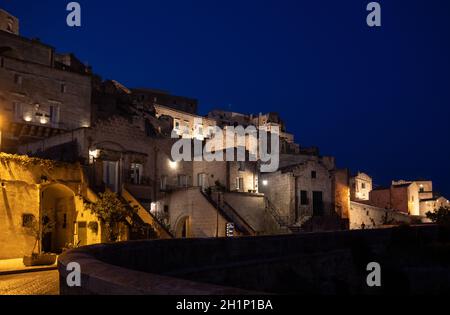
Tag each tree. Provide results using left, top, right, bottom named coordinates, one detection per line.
left=426, top=207, right=450, bottom=227
left=24, top=214, right=55, bottom=255
left=87, top=191, right=137, bottom=242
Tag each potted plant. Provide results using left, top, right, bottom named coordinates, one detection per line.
left=23, top=216, right=58, bottom=267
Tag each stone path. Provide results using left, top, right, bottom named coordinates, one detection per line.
left=0, top=270, right=59, bottom=295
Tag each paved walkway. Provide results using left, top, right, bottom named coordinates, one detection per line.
left=0, top=258, right=57, bottom=275
left=0, top=270, right=59, bottom=295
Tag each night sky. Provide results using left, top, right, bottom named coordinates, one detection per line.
left=2, top=0, right=450, bottom=196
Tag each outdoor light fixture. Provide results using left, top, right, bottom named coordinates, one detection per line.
left=168, top=160, right=178, bottom=170
left=88, top=149, right=100, bottom=164
left=23, top=115, right=32, bottom=122
left=262, top=180, right=268, bottom=186
left=89, top=149, right=100, bottom=159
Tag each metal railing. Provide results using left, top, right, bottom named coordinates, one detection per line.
left=201, top=190, right=257, bottom=236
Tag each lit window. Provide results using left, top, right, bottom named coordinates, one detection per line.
left=130, top=163, right=143, bottom=185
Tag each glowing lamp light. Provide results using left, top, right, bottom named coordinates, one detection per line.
left=262, top=180, right=269, bottom=186
left=168, top=160, right=178, bottom=170
left=40, top=117, right=48, bottom=125
left=23, top=115, right=32, bottom=122
left=89, top=149, right=100, bottom=159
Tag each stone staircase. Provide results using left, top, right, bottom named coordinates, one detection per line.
left=121, top=187, right=173, bottom=239
left=201, top=190, right=257, bottom=236
left=265, top=199, right=297, bottom=234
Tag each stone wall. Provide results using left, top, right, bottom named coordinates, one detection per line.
left=0, top=154, right=102, bottom=259
left=259, top=171, right=293, bottom=221
left=0, top=50, right=92, bottom=133
left=349, top=201, right=417, bottom=230
left=165, top=187, right=229, bottom=238
left=0, top=180, right=39, bottom=259
left=59, top=225, right=447, bottom=295
left=0, top=31, right=52, bottom=66
left=334, top=169, right=350, bottom=219
left=223, top=192, right=270, bottom=233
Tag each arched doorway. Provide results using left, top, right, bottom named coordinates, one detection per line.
left=41, top=184, right=76, bottom=253
left=175, top=216, right=191, bottom=238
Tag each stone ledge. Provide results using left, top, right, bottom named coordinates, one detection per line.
left=58, top=248, right=258, bottom=295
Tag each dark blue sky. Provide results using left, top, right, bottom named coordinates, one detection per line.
left=2, top=0, right=450, bottom=196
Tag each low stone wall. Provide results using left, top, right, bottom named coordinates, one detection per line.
left=349, top=201, right=420, bottom=230
left=59, top=225, right=448, bottom=295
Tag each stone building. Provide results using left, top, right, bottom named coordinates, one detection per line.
left=0, top=9, right=92, bottom=152
left=154, top=104, right=216, bottom=140
left=0, top=154, right=102, bottom=259
left=132, top=88, right=198, bottom=115
left=392, top=180, right=433, bottom=200
left=1, top=7, right=355, bottom=252
left=208, top=110, right=302, bottom=154
left=369, top=182, right=421, bottom=215
left=259, top=154, right=348, bottom=231
left=420, top=196, right=450, bottom=216
left=350, top=172, right=372, bottom=201
left=17, top=115, right=270, bottom=238
left=390, top=180, right=449, bottom=216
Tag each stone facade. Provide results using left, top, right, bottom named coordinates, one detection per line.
left=132, top=88, right=198, bottom=115
left=0, top=19, right=92, bottom=152
left=260, top=154, right=335, bottom=226
left=0, top=8, right=19, bottom=35
left=334, top=169, right=351, bottom=219
left=349, top=201, right=418, bottom=230
left=420, top=196, right=450, bottom=217
left=369, top=183, right=420, bottom=215
left=0, top=154, right=103, bottom=259
left=155, top=104, right=216, bottom=140
left=0, top=7, right=361, bottom=246
left=350, top=172, right=372, bottom=201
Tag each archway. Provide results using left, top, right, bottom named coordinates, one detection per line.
left=41, top=184, right=76, bottom=253
left=175, top=216, right=191, bottom=238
